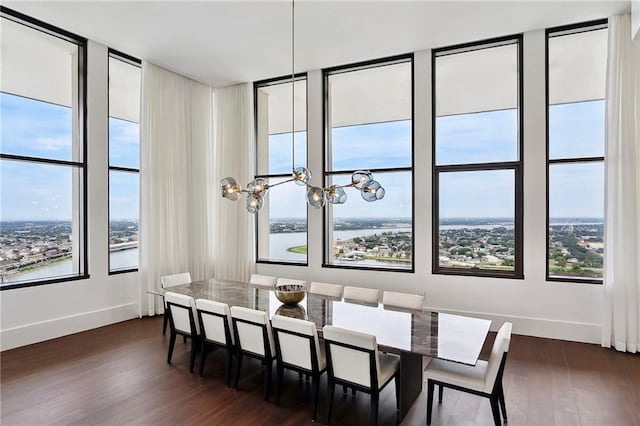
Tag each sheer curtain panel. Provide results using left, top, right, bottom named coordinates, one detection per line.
left=212, top=84, right=255, bottom=283
left=139, top=61, right=215, bottom=317
left=603, top=14, right=640, bottom=353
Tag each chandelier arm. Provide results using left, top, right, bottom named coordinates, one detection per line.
left=332, top=182, right=360, bottom=190
left=268, top=177, right=296, bottom=188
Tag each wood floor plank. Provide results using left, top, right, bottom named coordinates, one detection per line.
left=2, top=316, right=639, bottom=426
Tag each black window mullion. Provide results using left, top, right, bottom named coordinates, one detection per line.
left=0, top=8, right=88, bottom=290
left=322, top=54, right=414, bottom=273
left=254, top=75, right=308, bottom=266
left=432, top=35, right=523, bottom=279
left=546, top=21, right=607, bottom=284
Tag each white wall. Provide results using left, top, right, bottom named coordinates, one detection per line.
left=257, top=31, right=604, bottom=344
left=0, top=41, right=139, bottom=351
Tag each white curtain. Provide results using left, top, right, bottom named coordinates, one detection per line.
left=212, top=84, right=255, bottom=283
left=602, top=14, right=640, bottom=352
left=138, top=61, right=216, bottom=317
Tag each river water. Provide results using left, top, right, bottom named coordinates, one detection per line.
left=6, top=249, right=139, bottom=283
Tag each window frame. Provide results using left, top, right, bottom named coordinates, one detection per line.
left=253, top=73, right=309, bottom=266
left=431, top=34, right=524, bottom=279
left=545, top=19, right=607, bottom=285
left=321, top=54, right=415, bottom=273
left=107, top=48, right=141, bottom=275
left=0, top=6, right=89, bottom=290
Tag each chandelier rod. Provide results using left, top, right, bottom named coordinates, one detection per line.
left=291, top=0, right=295, bottom=173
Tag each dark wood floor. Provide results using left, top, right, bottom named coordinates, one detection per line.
left=1, top=316, right=638, bottom=425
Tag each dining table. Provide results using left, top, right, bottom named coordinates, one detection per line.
left=149, top=278, right=491, bottom=422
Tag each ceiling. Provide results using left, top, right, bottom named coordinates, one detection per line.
left=3, top=1, right=629, bottom=88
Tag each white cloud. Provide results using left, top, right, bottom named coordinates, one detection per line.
left=34, top=136, right=70, bottom=152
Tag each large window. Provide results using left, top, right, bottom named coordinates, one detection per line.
left=108, top=50, right=141, bottom=273
left=546, top=21, right=607, bottom=283
left=323, top=56, right=414, bottom=271
left=433, top=36, right=523, bottom=278
left=0, top=8, right=87, bottom=288
left=254, top=75, right=308, bottom=264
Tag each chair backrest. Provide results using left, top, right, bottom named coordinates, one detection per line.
left=323, top=325, right=380, bottom=389
left=250, top=274, right=277, bottom=288
left=271, top=315, right=322, bottom=372
left=165, top=292, right=199, bottom=335
left=230, top=306, right=275, bottom=358
left=343, top=286, right=379, bottom=304
left=309, top=282, right=343, bottom=298
left=195, top=299, right=234, bottom=345
left=276, top=277, right=306, bottom=288
left=161, top=272, right=192, bottom=288
left=382, top=290, right=424, bottom=311
left=484, top=322, right=513, bottom=393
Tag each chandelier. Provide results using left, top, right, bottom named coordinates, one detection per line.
left=220, top=1, right=385, bottom=213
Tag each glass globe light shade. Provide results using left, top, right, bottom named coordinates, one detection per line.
left=351, top=170, right=373, bottom=189
left=247, top=178, right=269, bottom=196
left=246, top=194, right=264, bottom=214
left=361, top=180, right=385, bottom=202
left=306, top=186, right=326, bottom=208
left=293, top=166, right=311, bottom=186
left=220, top=177, right=241, bottom=201
left=327, top=185, right=347, bottom=204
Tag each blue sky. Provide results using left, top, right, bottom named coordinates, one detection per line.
left=1, top=92, right=604, bottom=221
left=1, top=93, right=139, bottom=221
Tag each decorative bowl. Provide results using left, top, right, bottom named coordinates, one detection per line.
left=274, top=283, right=306, bottom=305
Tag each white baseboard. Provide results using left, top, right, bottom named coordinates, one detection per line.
left=0, top=303, right=138, bottom=351
left=425, top=307, right=601, bottom=344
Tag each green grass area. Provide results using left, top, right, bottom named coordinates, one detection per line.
left=287, top=245, right=308, bottom=254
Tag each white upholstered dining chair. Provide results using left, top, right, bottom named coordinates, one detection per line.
left=160, top=272, right=192, bottom=335
left=343, top=286, right=380, bottom=304
left=323, top=325, right=400, bottom=425
left=249, top=274, right=278, bottom=288
left=309, top=282, right=343, bottom=298
left=165, top=291, right=200, bottom=373
left=195, top=299, right=234, bottom=385
left=425, top=322, right=513, bottom=426
left=382, top=290, right=424, bottom=311
left=230, top=306, right=276, bottom=400
left=271, top=315, right=326, bottom=421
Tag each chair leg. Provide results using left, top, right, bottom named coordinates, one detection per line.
left=370, top=392, right=379, bottom=426
left=498, top=385, right=508, bottom=421
left=162, top=310, right=169, bottom=335
left=352, top=388, right=356, bottom=397
left=343, top=385, right=348, bottom=394
left=263, top=359, right=272, bottom=401
left=167, top=331, right=176, bottom=364
left=438, top=384, right=444, bottom=404
left=394, top=372, right=401, bottom=424
left=490, top=395, right=502, bottom=426
left=183, top=336, right=187, bottom=344
left=326, top=381, right=335, bottom=425
left=189, top=337, right=198, bottom=373
left=234, top=352, right=243, bottom=389
left=224, top=347, right=233, bottom=386
left=311, top=373, right=320, bottom=422
left=426, top=380, right=435, bottom=426
left=275, top=364, right=284, bottom=404
left=199, top=343, right=207, bottom=377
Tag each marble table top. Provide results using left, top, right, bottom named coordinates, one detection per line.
left=151, top=278, right=491, bottom=365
